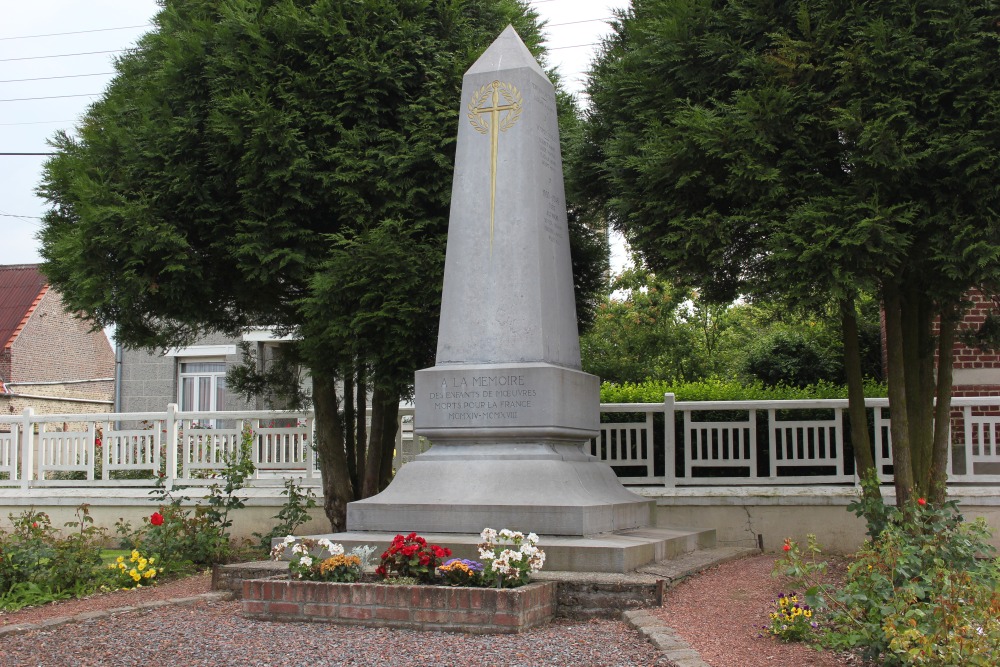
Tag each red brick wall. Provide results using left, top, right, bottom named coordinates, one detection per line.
left=881, top=290, right=1000, bottom=397
left=242, top=579, right=557, bottom=633
left=7, top=289, right=115, bottom=395
left=952, top=291, right=1000, bottom=369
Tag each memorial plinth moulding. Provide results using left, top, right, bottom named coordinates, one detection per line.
left=346, top=26, right=653, bottom=538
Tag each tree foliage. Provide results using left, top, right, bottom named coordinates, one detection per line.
left=38, top=0, right=602, bottom=529
left=582, top=0, right=1000, bottom=503
left=581, top=264, right=881, bottom=387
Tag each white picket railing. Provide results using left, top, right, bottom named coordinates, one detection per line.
left=2, top=395, right=1000, bottom=490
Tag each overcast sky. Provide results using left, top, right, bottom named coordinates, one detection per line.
left=0, top=0, right=629, bottom=267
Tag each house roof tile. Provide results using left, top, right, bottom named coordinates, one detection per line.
left=0, top=264, right=48, bottom=352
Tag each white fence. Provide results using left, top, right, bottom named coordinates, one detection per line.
left=2, top=395, right=1000, bottom=490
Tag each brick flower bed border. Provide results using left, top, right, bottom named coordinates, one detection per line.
left=242, top=578, right=557, bottom=634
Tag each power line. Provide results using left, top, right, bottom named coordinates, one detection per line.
left=0, top=72, right=114, bottom=84
left=548, top=18, right=613, bottom=28
left=549, top=42, right=599, bottom=50
left=0, top=212, right=43, bottom=219
left=0, top=152, right=56, bottom=156
left=0, top=93, right=99, bottom=102
left=0, top=49, right=125, bottom=63
left=0, top=24, right=149, bottom=41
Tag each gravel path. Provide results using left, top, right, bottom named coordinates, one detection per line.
left=653, top=553, right=857, bottom=667
left=0, top=555, right=857, bottom=667
left=0, top=577, right=668, bottom=667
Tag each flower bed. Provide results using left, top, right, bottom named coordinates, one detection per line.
left=250, top=529, right=555, bottom=633
left=241, top=578, right=557, bottom=634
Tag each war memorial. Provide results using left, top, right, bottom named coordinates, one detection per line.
left=326, top=27, right=706, bottom=573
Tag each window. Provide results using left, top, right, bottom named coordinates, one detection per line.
left=179, top=360, right=227, bottom=412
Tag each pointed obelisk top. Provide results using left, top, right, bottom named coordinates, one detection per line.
left=467, top=24, right=547, bottom=80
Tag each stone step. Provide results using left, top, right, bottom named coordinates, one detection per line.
left=296, top=526, right=717, bottom=573
left=213, top=544, right=759, bottom=620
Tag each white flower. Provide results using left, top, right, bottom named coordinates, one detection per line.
left=291, top=542, right=310, bottom=556
left=299, top=555, right=313, bottom=568
left=479, top=548, right=495, bottom=561
left=480, top=527, right=497, bottom=542
left=527, top=533, right=539, bottom=544
left=281, top=535, right=297, bottom=546
left=317, top=539, right=344, bottom=556
left=498, top=528, right=514, bottom=540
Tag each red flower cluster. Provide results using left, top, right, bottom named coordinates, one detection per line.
left=376, top=532, right=452, bottom=583
left=150, top=511, right=164, bottom=526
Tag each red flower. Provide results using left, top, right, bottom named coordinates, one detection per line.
left=917, top=497, right=927, bottom=506
left=401, top=544, right=418, bottom=557
left=783, top=544, right=791, bottom=551
left=419, top=553, right=431, bottom=566
left=32, top=522, right=38, bottom=529
left=150, top=511, right=164, bottom=526
left=375, top=565, right=386, bottom=577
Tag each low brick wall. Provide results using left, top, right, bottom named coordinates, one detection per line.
left=242, top=579, right=557, bottom=634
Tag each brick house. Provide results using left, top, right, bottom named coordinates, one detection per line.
left=0, top=264, right=115, bottom=416
left=951, top=290, right=1000, bottom=397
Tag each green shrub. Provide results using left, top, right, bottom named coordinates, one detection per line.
left=827, top=498, right=999, bottom=664
left=0, top=505, right=109, bottom=610
left=253, top=477, right=317, bottom=554
left=741, top=330, right=841, bottom=388
left=600, top=377, right=887, bottom=403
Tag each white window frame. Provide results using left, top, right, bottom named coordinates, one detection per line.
left=177, top=358, right=228, bottom=415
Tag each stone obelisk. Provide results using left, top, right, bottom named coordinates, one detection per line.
left=347, top=26, right=652, bottom=537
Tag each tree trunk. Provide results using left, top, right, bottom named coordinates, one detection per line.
left=930, top=309, right=957, bottom=505
left=355, top=366, right=368, bottom=483
left=312, top=371, right=353, bottom=531
left=840, top=298, right=878, bottom=495
left=378, top=400, right=400, bottom=491
left=883, top=282, right=914, bottom=505
left=344, top=371, right=357, bottom=492
left=906, top=289, right=936, bottom=497
left=361, top=386, right=393, bottom=497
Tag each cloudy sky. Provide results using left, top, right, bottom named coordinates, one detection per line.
left=0, top=0, right=629, bottom=266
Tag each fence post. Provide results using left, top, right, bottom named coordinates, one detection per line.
left=664, top=393, right=676, bottom=488
left=20, top=407, right=34, bottom=491
left=86, top=420, right=96, bottom=481
left=166, top=403, right=179, bottom=489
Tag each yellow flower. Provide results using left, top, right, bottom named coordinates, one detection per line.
left=804, top=609, right=813, bottom=618
left=118, top=562, right=127, bottom=570
left=116, top=555, right=125, bottom=564
left=131, top=550, right=140, bottom=561
left=130, top=571, right=141, bottom=582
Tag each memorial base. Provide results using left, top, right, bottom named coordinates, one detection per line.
left=347, top=443, right=652, bottom=536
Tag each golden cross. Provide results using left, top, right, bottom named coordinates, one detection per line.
left=468, top=80, right=522, bottom=251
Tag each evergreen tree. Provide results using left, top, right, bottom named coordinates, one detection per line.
left=38, top=0, right=604, bottom=529
left=582, top=0, right=1000, bottom=504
